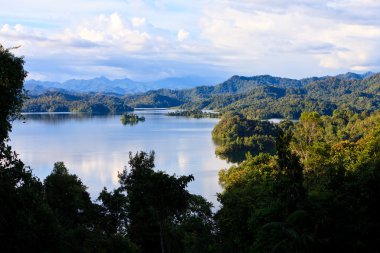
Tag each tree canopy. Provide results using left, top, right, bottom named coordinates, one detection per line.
left=0, top=45, right=27, bottom=142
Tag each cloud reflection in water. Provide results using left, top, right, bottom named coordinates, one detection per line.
left=10, top=110, right=231, bottom=207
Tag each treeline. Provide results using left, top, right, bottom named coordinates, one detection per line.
left=125, top=92, right=182, bottom=108
left=166, top=109, right=220, bottom=118
left=23, top=91, right=133, bottom=114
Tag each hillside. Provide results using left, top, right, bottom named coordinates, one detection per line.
left=23, top=91, right=133, bottom=114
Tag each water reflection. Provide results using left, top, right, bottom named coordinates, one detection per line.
left=21, top=112, right=93, bottom=124
left=11, top=110, right=231, bottom=208
left=212, top=138, right=249, bottom=164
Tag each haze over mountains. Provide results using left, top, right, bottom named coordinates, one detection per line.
left=25, top=76, right=225, bottom=95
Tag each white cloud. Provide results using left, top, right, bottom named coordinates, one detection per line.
left=177, top=28, right=189, bottom=42
left=199, top=1, right=380, bottom=76
left=0, top=11, right=220, bottom=81
left=131, top=17, right=146, bottom=27
left=57, top=13, right=152, bottom=51
left=1, top=24, right=10, bottom=32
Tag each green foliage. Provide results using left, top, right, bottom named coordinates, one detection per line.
left=106, top=151, right=217, bottom=253
left=97, top=187, right=128, bottom=235
left=23, top=91, right=133, bottom=114
left=216, top=134, right=305, bottom=253
left=171, top=195, right=217, bottom=253
left=195, top=74, right=379, bottom=119
left=118, top=151, right=194, bottom=253
left=252, top=210, right=316, bottom=253
left=125, top=93, right=182, bottom=108
left=216, top=110, right=380, bottom=253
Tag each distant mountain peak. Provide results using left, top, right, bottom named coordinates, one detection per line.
left=94, top=76, right=110, bottom=82
left=335, top=71, right=376, bottom=80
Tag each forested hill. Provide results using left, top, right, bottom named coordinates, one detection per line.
left=23, top=72, right=380, bottom=117
left=156, top=71, right=374, bottom=97
left=23, top=91, right=133, bottom=114
left=176, top=71, right=380, bottom=118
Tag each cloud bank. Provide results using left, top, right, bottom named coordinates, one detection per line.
left=1, top=0, right=379, bottom=81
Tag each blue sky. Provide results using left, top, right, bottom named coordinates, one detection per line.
left=1, top=0, right=380, bottom=82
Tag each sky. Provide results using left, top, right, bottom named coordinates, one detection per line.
left=1, top=0, right=380, bottom=82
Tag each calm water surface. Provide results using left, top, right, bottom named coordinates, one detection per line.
left=10, top=109, right=231, bottom=208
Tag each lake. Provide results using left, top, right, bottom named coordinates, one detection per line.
left=9, top=109, right=231, bottom=208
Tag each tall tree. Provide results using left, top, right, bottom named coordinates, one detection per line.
left=118, top=151, right=194, bottom=253
left=44, top=162, right=99, bottom=252
left=1, top=44, right=60, bottom=252
left=0, top=45, right=27, bottom=143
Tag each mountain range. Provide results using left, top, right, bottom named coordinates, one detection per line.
left=24, top=76, right=224, bottom=95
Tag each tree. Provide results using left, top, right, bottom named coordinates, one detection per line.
left=0, top=45, right=27, bottom=143
left=118, top=151, right=194, bottom=253
left=97, top=187, right=139, bottom=253
left=0, top=155, right=60, bottom=252
left=97, top=187, right=128, bottom=235
left=171, top=194, right=217, bottom=253
left=44, top=162, right=94, bottom=227
left=43, top=162, right=99, bottom=251
left=0, top=44, right=60, bottom=252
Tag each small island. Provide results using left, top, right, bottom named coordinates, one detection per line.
left=120, top=113, right=145, bottom=125
left=166, top=109, right=220, bottom=118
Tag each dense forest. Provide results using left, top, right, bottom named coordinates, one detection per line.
left=2, top=45, right=380, bottom=252
left=215, top=110, right=380, bottom=252
left=178, top=72, right=380, bottom=119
